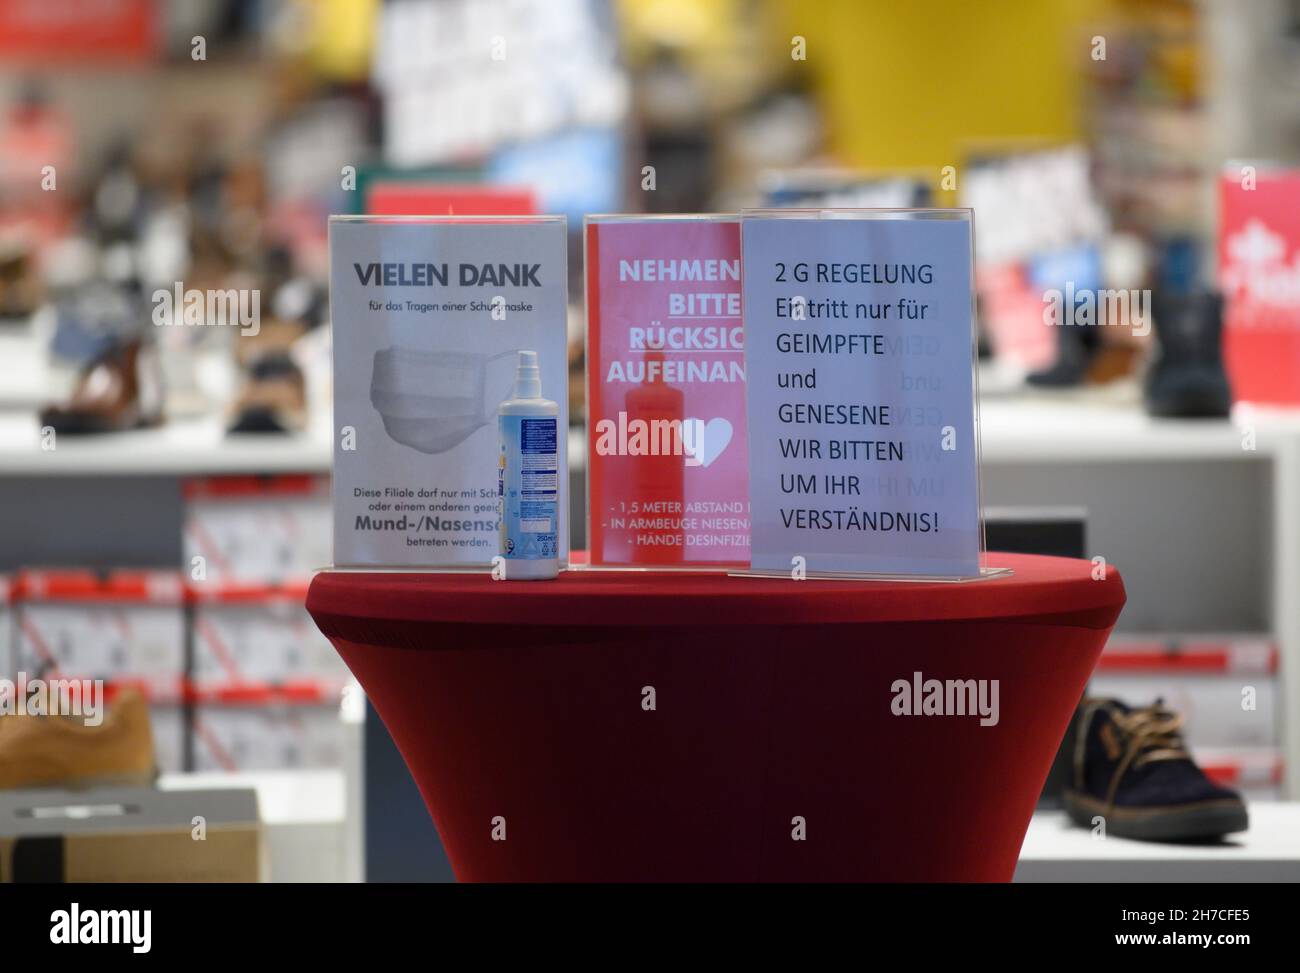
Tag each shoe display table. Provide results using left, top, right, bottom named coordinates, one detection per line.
left=307, top=553, right=1125, bottom=881
left=1016, top=805, right=1300, bottom=882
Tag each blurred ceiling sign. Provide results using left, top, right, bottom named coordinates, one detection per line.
left=373, top=0, right=627, bottom=167
left=0, top=0, right=157, bottom=62
left=960, top=145, right=1107, bottom=267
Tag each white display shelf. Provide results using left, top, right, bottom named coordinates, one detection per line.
left=1016, top=804, right=1300, bottom=881
left=0, top=410, right=589, bottom=477
left=977, top=398, right=1300, bottom=462
left=0, top=411, right=332, bottom=476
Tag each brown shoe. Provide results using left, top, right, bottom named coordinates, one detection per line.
left=0, top=687, right=156, bottom=789
left=40, top=338, right=163, bottom=435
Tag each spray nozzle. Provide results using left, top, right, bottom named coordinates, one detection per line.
left=513, top=349, right=542, bottom=399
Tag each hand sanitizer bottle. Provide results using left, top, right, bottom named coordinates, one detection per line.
left=498, top=350, right=559, bottom=579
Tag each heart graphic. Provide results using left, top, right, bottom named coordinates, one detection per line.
left=684, top=417, right=733, bottom=468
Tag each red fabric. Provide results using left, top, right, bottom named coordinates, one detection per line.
left=308, top=553, right=1125, bottom=882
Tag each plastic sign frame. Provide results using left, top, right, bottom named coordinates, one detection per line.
left=328, top=214, right=569, bottom=573
left=737, top=208, right=998, bottom=582
left=584, top=214, right=750, bottom=570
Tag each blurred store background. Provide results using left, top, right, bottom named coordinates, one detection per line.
left=1, top=0, right=1300, bottom=881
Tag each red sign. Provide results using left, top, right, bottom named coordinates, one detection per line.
left=365, top=183, right=536, bottom=217
left=1219, top=168, right=1300, bottom=404
left=586, top=218, right=749, bottom=567
left=0, top=0, right=157, bottom=61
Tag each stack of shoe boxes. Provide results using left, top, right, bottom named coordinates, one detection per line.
left=190, top=584, right=345, bottom=694
left=189, top=688, right=349, bottom=773
left=11, top=569, right=186, bottom=773
left=1093, top=636, right=1282, bottom=800
left=182, top=475, right=348, bottom=772
left=181, top=475, right=332, bottom=588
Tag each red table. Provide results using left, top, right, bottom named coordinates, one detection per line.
left=307, top=553, right=1125, bottom=882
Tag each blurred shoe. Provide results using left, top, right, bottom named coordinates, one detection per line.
left=228, top=352, right=306, bottom=433
left=228, top=319, right=307, bottom=434
left=50, top=278, right=142, bottom=366
left=0, top=687, right=156, bottom=789
left=1144, top=291, right=1231, bottom=418
left=1064, top=698, right=1247, bottom=841
left=1026, top=323, right=1097, bottom=388
left=0, top=244, right=40, bottom=322
left=1085, top=344, right=1141, bottom=384
left=39, top=338, right=163, bottom=434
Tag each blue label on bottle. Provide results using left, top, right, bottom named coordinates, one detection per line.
left=499, top=415, right=558, bottom=560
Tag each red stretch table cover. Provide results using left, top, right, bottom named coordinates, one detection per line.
left=308, top=553, right=1125, bottom=882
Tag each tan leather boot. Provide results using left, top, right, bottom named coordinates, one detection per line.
left=0, top=687, right=156, bottom=789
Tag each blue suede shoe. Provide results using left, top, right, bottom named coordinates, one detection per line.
left=1064, top=698, right=1248, bottom=841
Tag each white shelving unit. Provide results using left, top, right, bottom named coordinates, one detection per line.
left=976, top=397, right=1300, bottom=800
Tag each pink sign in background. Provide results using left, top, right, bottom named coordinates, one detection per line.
left=1219, top=169, right=1300, bottom=405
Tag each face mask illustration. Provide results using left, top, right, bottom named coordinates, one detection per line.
left=370, top=347, right=515, bottom=454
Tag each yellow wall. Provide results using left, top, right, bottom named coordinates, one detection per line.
left=304, top=0, right=379, bottom=81
left=778, top=0, right=1096, bottom=174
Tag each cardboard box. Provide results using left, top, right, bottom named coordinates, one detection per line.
left=1100, top=634, right=1278, bottom=674
left=0, top=787, right=264, bottom=882
left=14, top=570, right=185, bottom=699
left=150, top=704, right=184, bottom=775
left=1087, top=673, right=1277, bottom=749
left=1195, top=746, right=1284, bottom=800
left=191, top=701, right=345, bottom=772
left=182, top=475, right=331, bottom=585
left=190, top=584, right=347, bottom=693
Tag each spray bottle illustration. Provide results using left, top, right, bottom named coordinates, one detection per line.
left=498, top=350, right=559, bottom=579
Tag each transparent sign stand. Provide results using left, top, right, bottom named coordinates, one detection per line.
left=582, top=214, right=750, bottom=572
left=733, top=208, right=1008, bottom=583
left=327, top=214, right=570, bottom=575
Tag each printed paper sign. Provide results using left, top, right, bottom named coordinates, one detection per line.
left=1218, top=167, right=1300, bottom=405
left=586, top=217, right=749, bottom=566
left=741, top=213, right=980, bottom=577
left=330, top=216, right=568, bottom=568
